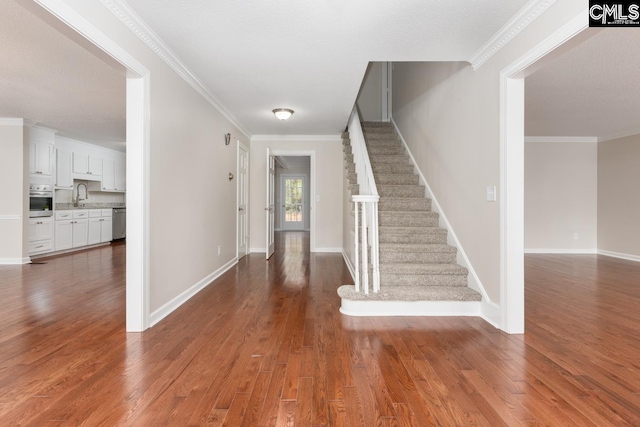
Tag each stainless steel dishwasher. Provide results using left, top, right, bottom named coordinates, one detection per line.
left=112, top=208, right=126, bottom=240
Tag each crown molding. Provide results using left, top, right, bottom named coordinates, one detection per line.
left=251, top=135, right=342, bottom=142
left=0, top=118, right=24, bottom=126
left=468, top=0, right=558, bottom=71
left=524, top=136, right=597, bottom=143
left=597, top=126, right=640, bottom=143
left=98, top=0, right=252, bottom=139
left=23, top=120, right=59, bottom=133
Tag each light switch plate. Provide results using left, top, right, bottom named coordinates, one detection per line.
left=486, top=186, right=496, bottom=202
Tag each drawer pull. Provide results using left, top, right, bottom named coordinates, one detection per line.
left=35, top=245, right=43, bottom=249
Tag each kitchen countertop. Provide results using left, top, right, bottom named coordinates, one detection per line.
left=55, top=203, right=125, bottom=211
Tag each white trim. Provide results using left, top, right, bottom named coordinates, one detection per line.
left=480, top=300, right=501, bottom=328
left=56, top=135, right=126, bottom=156
left=500, top=10, right=588, bottom=335
left=0, top=215, right=21, bottom=220
left=251, top=135, right=342, bottom=142
left=315, top=247, right=343, bottom=253
left=0, top=258, right=31, bottom=265
left=524, top=248, right=597, bottom=254
left=149, top=257, right=238, bottom=327
left=270, top=150, right=316, bottom=252
left=98, top=0, right=251, bottom=140
left=31, top=243, right=110, bottom=259
left=342, top=250, right=355, bottom=282
left=237, top=141, right=249, bottom=260
left=598, top=126, right=640, bottom=143
left=598, top=250, right=640, bottom=263
left=340, top=299, right=481, bottom=317
left=468, top=0, right=559, bottom=70
left=525, top=136, right=598, bottom=143
left=0, top=118, right=24, bottom=126
left=251, top=247, right=266, bottom=253
left=23, top=121, right=59, bottom=134
left=391, top=118, right=493, bottom=306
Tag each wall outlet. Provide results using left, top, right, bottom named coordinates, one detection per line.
left=486, top=186, right=496, bottom=202
left=217, top=246, right=222, bottom=256
left=573, top=233, right=579, bottom=240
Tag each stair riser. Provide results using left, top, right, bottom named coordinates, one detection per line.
left=380, top=274, right=468, bottom=287
left=379, top=234, right=446, bottom=244
left=372, top=164, right=414, bottom=174
left=379, top=227, right=447, bottom=236
left=341, top=132, right=349, bottom=139
left=362, top=123, right=394, bottom=129
left=370, top=155, right=410, bottom=165
left=378, top=187, right=425, bottom=198
left=364, top=134, right=399, bottom=141
left=345, top=164, right=355, bottom=173
left=343, top=146, right=352, bottom=154
left=349, top=184, right=359, bottom=194
left=367, top=146, right=406, bottom=155
left=345, top=154, right=354, bottom=163
left=375, top=175, right=420, bottom=185
left=379, top=199, right=432, bottom=211
left=365, top=139, right=403, bottom=148
left=379, top=216, right=439, bottom=227
left=381, top=252, right=457, bottom=264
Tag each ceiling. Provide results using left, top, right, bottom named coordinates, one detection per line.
left=526, top=28, right=640, bottom=139
left=124, top=0, right=529, bottom=135
left=0, top=0, right=127, bottom=151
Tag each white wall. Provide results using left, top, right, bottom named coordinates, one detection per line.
left=524, top=141, right=597, bottom=252
left=56, top=0, right=250, bottom=314
left=0, top=121, right=28, bottom=262
left=598, top=133, right=640, bottom=258
left=249, top=139, right=343, bottom=252
left=274, top=157, right=310, bottom=231
left=357, top=62, right=383, bottom=122
left=392, top=0, right=586, bottom=303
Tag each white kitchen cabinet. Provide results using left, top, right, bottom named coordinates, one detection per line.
left=73, top=152, right=102, bottom=176
left=30, top=141, right=53, bottom=176
left=56, top=149, right=74, bottom=189
left=72, top=219, right=89, bottom=248
left=88, top=218, right=102, bottom=245
left=101, top=217, right=113, bottom=242
left=28, top=218, right=54, bottom=256
left=89, top=155, right=102, bottom=175
left=114, top=158, right=125, bottom=192
left=55, top=220, right=73, bottom=251
left=102, top=158, right=115, bottom=191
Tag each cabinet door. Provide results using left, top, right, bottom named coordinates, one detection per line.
left=55, top=221, right=73, bottom=251
left=72, top=219, right=89, bottom=248
left=35, top=219, right=53, bottom=241
left=29, top=142, right=37, bottom=174
left=101, top=218, right=113, bottom=243
left=73, top=152, right=89, bottom=174
left=56, top=149, right=74, bottom=189
left=28, top=220, right=37, bottom=242
left=36, top=143, right=53, bottom=176
left=114, top=158, right=125, bottom=192
left=102, top=158, right=115, bottom=191
left=89, top=155, right=103, bottom=176
left=88, top=219, right=102, bottom=245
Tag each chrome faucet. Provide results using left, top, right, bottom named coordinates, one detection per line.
left=75, top=183, right=88, bottom=207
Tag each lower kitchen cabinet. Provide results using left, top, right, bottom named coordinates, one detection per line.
left=55, top=209, right=113, bottom=252
left=72, top=220, right=89, bottom=248
left=88, top=217, right=113, bottom=245
left=28, top=218, right=54, bottom=256
left=54, top=219, right=89, bottom=250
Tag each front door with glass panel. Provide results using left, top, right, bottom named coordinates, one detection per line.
left=281, top=175, right=305, bottom=231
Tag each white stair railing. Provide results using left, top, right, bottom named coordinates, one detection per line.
left=348, top=107, right=380, bottom=294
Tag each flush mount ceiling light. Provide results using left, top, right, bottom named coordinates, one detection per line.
left=273, top=108, right=294, bottom=121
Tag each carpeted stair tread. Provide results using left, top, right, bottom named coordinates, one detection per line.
left=380, top=243, right=456, bottom=253
left=378, top=185, right=425, bottom=198
left=369, top=155, right=411, bottom=164
left=375, top=174, right=420, bottom=185
left=367, top=146, right=406, bottom=155
left=379, top=233, right=447, bottom=244
left=379, top=226, right=447, bottom=235
left=372, top=164, right=415, bottom=174
left=337, top=285, right=481, bottom=302
left=365, top=139, right=403, bottom=148
left=379, top=198, right=432, bottom=211
left=361, top=122, right=394, bottom=128
left=379, top=263, right=467, bottom=275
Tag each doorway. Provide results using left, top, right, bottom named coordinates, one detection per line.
left=237, top=142, right=249, bottom=259
left=280, top=175, right=306, bottom=231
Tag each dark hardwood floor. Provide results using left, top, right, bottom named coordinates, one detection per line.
left=0, top=236, right=639, bottom=425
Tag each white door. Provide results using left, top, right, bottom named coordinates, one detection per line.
left=281, top=175, right=305, bottom=231
left=88, top=219, right=102, bottom=245
left=265, top=148, right=275, bottom=259
left=72, top=220, right=89, bottom=248
left=55, top=221, right=73, bottom=251
left=237, top=144, right=248, bottom=259
left=101, top=218, right=113, bottom=242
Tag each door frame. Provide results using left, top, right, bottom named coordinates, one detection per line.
left=269, top=150, right=316, bottom=252
left=500, top=10, right=588, bottom=334
left=381, top=62, right=392, bottom=122
left=35, top=0, right=151, bottom=332
left=236, top=141, right=249, bottom=259
left=279, top=174, right=307, bottom=231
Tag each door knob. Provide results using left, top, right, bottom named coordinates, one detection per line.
left=239, top=207, right=244, bottom=211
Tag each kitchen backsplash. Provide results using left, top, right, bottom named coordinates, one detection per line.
left=55, top=180, right=125, bottom=204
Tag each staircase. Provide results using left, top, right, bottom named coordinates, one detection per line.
left=338, top=121, right=481, bottom=314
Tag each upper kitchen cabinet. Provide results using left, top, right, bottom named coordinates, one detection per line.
left=56, top=148, right=73, bottom=189
left=27, top=126, right=56, bottom=178
left=114, top=158, right=125, bottom=192
left=72, top=152, right=102, bottom=176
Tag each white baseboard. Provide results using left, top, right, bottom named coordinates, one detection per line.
left=524, top=248, right=597, bottom=254
left=314, top=247, right=342, bottom=253
left=391, top=118, right=495, bottom=310
left=598, top=249, right=640, bottom=263
left=480, top=300, right=501, bottom=328
left=149, top=257, right=238, bottom=327
left=342, top=250, right=355, bottom=282
left=250, top=247, right=266, bottom=253
left=0, top=257, right=31, bottom=265
left=340, top=299, right=481, bottom=317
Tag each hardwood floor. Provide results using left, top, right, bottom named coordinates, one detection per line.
left=1, top=238, right=639, bottom=425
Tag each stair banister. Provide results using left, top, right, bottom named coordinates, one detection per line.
left=348, top=107, right=380, bottom=294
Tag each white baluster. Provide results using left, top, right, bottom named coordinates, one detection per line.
left=362, top=201, right=369, bottom=295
